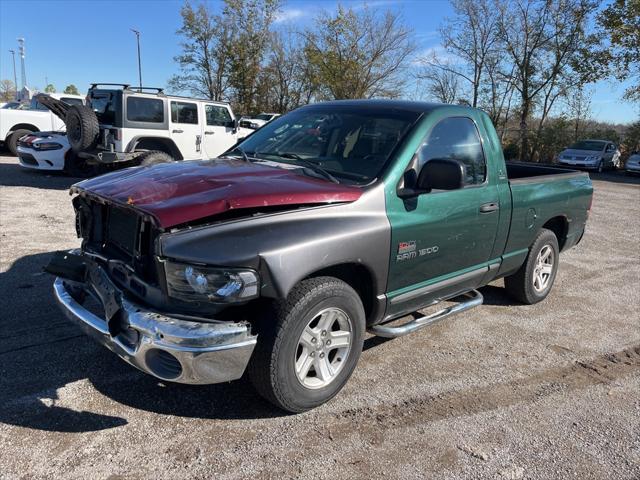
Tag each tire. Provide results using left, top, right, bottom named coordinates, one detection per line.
left=64, top=151, right=96, bottom=178
left=65, top=105, right=99, bottom=152
left=137, top=150, right=174, bottom=166
left=248, top=277, right=366, bottom=413
left=597, top=160, right=603, bottom=173
left=504, top=228, right=559, bottom=305
left=6, top=129, right=33, bottom=156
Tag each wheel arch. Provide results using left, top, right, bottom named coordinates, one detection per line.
left=302, top=262, right=382, bottom=325
left=541, top=215, right=569, bottom=251
left=6, top=123, right=39, bottom=140
left=127, top=136, right=183, bottom=160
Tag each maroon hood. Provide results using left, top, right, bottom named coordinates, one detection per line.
left=72, top=159, right=362, bottom=228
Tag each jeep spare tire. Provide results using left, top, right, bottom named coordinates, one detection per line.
left=65, top=105, right=99, bottom=152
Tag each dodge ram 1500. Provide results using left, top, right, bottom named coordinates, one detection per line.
left=47, top=100, right=593, bottom=412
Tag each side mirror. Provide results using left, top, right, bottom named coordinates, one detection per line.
left=418, top=158, right=466, bottom=191
left=397, top=158, right=465, bottom=199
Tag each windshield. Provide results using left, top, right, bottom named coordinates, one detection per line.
left=568, top=141, right=605, bottom=151
left=236, top=106, right=420, bottom=184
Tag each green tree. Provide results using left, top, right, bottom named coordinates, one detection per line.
left=598, top=0, right=640, bottom=103
left=225, top=0, right=281, bottom=114
left=303, top=5, right=416, bottom=100
left=63, top=84, right=79, bottom=95
left=169, top=1, right=234, bottom=101
left=44, top=84, right=56, bottom=93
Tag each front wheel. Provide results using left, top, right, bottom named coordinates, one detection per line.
left=504, top=228, right=559, bottom=304
left=6, top=129, right=33, bottom=156
left=597, top=160, right=604, bottom=173
left=248, top=277, right=365, bottom=413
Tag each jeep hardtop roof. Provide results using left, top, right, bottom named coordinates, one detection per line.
left=89, top=83, right=230, bottom=106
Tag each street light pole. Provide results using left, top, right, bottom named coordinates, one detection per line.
left=131, top=29, right=142, bottom=90
left=8, top=49, right=18, bottom=99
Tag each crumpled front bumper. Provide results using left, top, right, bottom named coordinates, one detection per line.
left=52, top=259, right=257, bottom=385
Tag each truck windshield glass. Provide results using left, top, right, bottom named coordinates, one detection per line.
left=569, top=141, right=604, bottom=151
left=237, top=106, right=420, bottom=184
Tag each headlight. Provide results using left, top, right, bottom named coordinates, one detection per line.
left=585, top=156, right=599, bottom=163
left=33, top=142, right=63, bottom=151
left=164, top=260, right=259, bottom=303
left=249, top=122, right=260, bottom=129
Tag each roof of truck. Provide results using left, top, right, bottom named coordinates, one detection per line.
left=301, top=99, right=469, bottom=114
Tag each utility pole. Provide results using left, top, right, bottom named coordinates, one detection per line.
left=17, top=38, right=26, bottom=90
left=8, top=49, right=18, bottom=99
left=130, top=28, right=142, bottom=89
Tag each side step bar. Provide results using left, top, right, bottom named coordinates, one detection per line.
left=367, top=290, right=484, bottom=338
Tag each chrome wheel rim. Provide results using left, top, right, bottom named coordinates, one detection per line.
left=294, top=307, right=353, bottom=389
left=533, top=245, right=554, bottom=293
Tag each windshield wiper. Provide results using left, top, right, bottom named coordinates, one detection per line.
left=260, top=151, right=340, bottom=184
left=223, top=147, right=251, bottom=162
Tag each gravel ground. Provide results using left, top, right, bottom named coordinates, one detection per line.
left=0, top=154, right=639, bottom=479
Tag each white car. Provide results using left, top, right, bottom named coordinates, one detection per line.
left=239, top=112, right=281, bottom=130
left=17, top=131, right=70, bottom=171
left=557, top=139, right=621, bottom=172
left=0, top=93, right=84, bottom=155
left=625, top=152, right=640, bottom=175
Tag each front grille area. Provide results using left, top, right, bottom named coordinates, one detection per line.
left=74, top=196, right=160, bottom=285
left=19, top=153, right=38, bottom=166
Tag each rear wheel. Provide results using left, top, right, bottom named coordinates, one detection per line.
left=248, top=277, right=365, bottom=413
left=504, top=228, right=559, bottom=304
left=6, top=129, right=33, bottom=156
left=137, top=150, right=174, bottom=166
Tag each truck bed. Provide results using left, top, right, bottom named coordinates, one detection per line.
left=505, top=162, right=586, bottom=183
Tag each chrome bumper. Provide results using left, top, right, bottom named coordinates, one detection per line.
left=53, top=277, right=257, bottom=384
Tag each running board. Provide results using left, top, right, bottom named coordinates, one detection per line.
left=367, top=290, right=484, bottom=338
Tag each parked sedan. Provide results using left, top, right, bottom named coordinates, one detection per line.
left=557, top=139, right=621, bottom=172
left=626, top=152, right=640, bottom=175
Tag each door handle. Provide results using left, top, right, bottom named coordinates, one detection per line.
left=172, top=129, right=183, bottom=134
left=204, top=131, right=214, bottom=135
left=479, top=202, right=499, bottom=213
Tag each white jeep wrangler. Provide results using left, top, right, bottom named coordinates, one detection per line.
left=37, top=84, right=249, bottom=171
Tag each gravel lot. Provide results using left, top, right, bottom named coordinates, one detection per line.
left=1, top=153, right=639, bottom=479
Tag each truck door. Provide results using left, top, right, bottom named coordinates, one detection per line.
left=202, top=104, right=238, bottom=158
left=386, top=116, right=501, bottom=314
left=169, top=100, right=202, bottom=160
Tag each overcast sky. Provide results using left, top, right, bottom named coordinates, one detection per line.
left=0, top=0, right=636, bottom=124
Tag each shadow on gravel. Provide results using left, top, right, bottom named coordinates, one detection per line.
left=0, top=161, right=81, bottom=190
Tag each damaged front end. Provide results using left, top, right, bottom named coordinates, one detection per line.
left=47, top=250, right=257, bottom=384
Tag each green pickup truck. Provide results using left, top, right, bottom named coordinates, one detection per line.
left=48, top=100, right=593, bottom=412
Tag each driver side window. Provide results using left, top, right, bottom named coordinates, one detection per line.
left=417, top=117, right=486, bottom=185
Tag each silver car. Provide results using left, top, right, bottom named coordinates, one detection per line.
left=625, top=153, right=640, bottom=175
left=557, top=139, right=621, bottom=172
